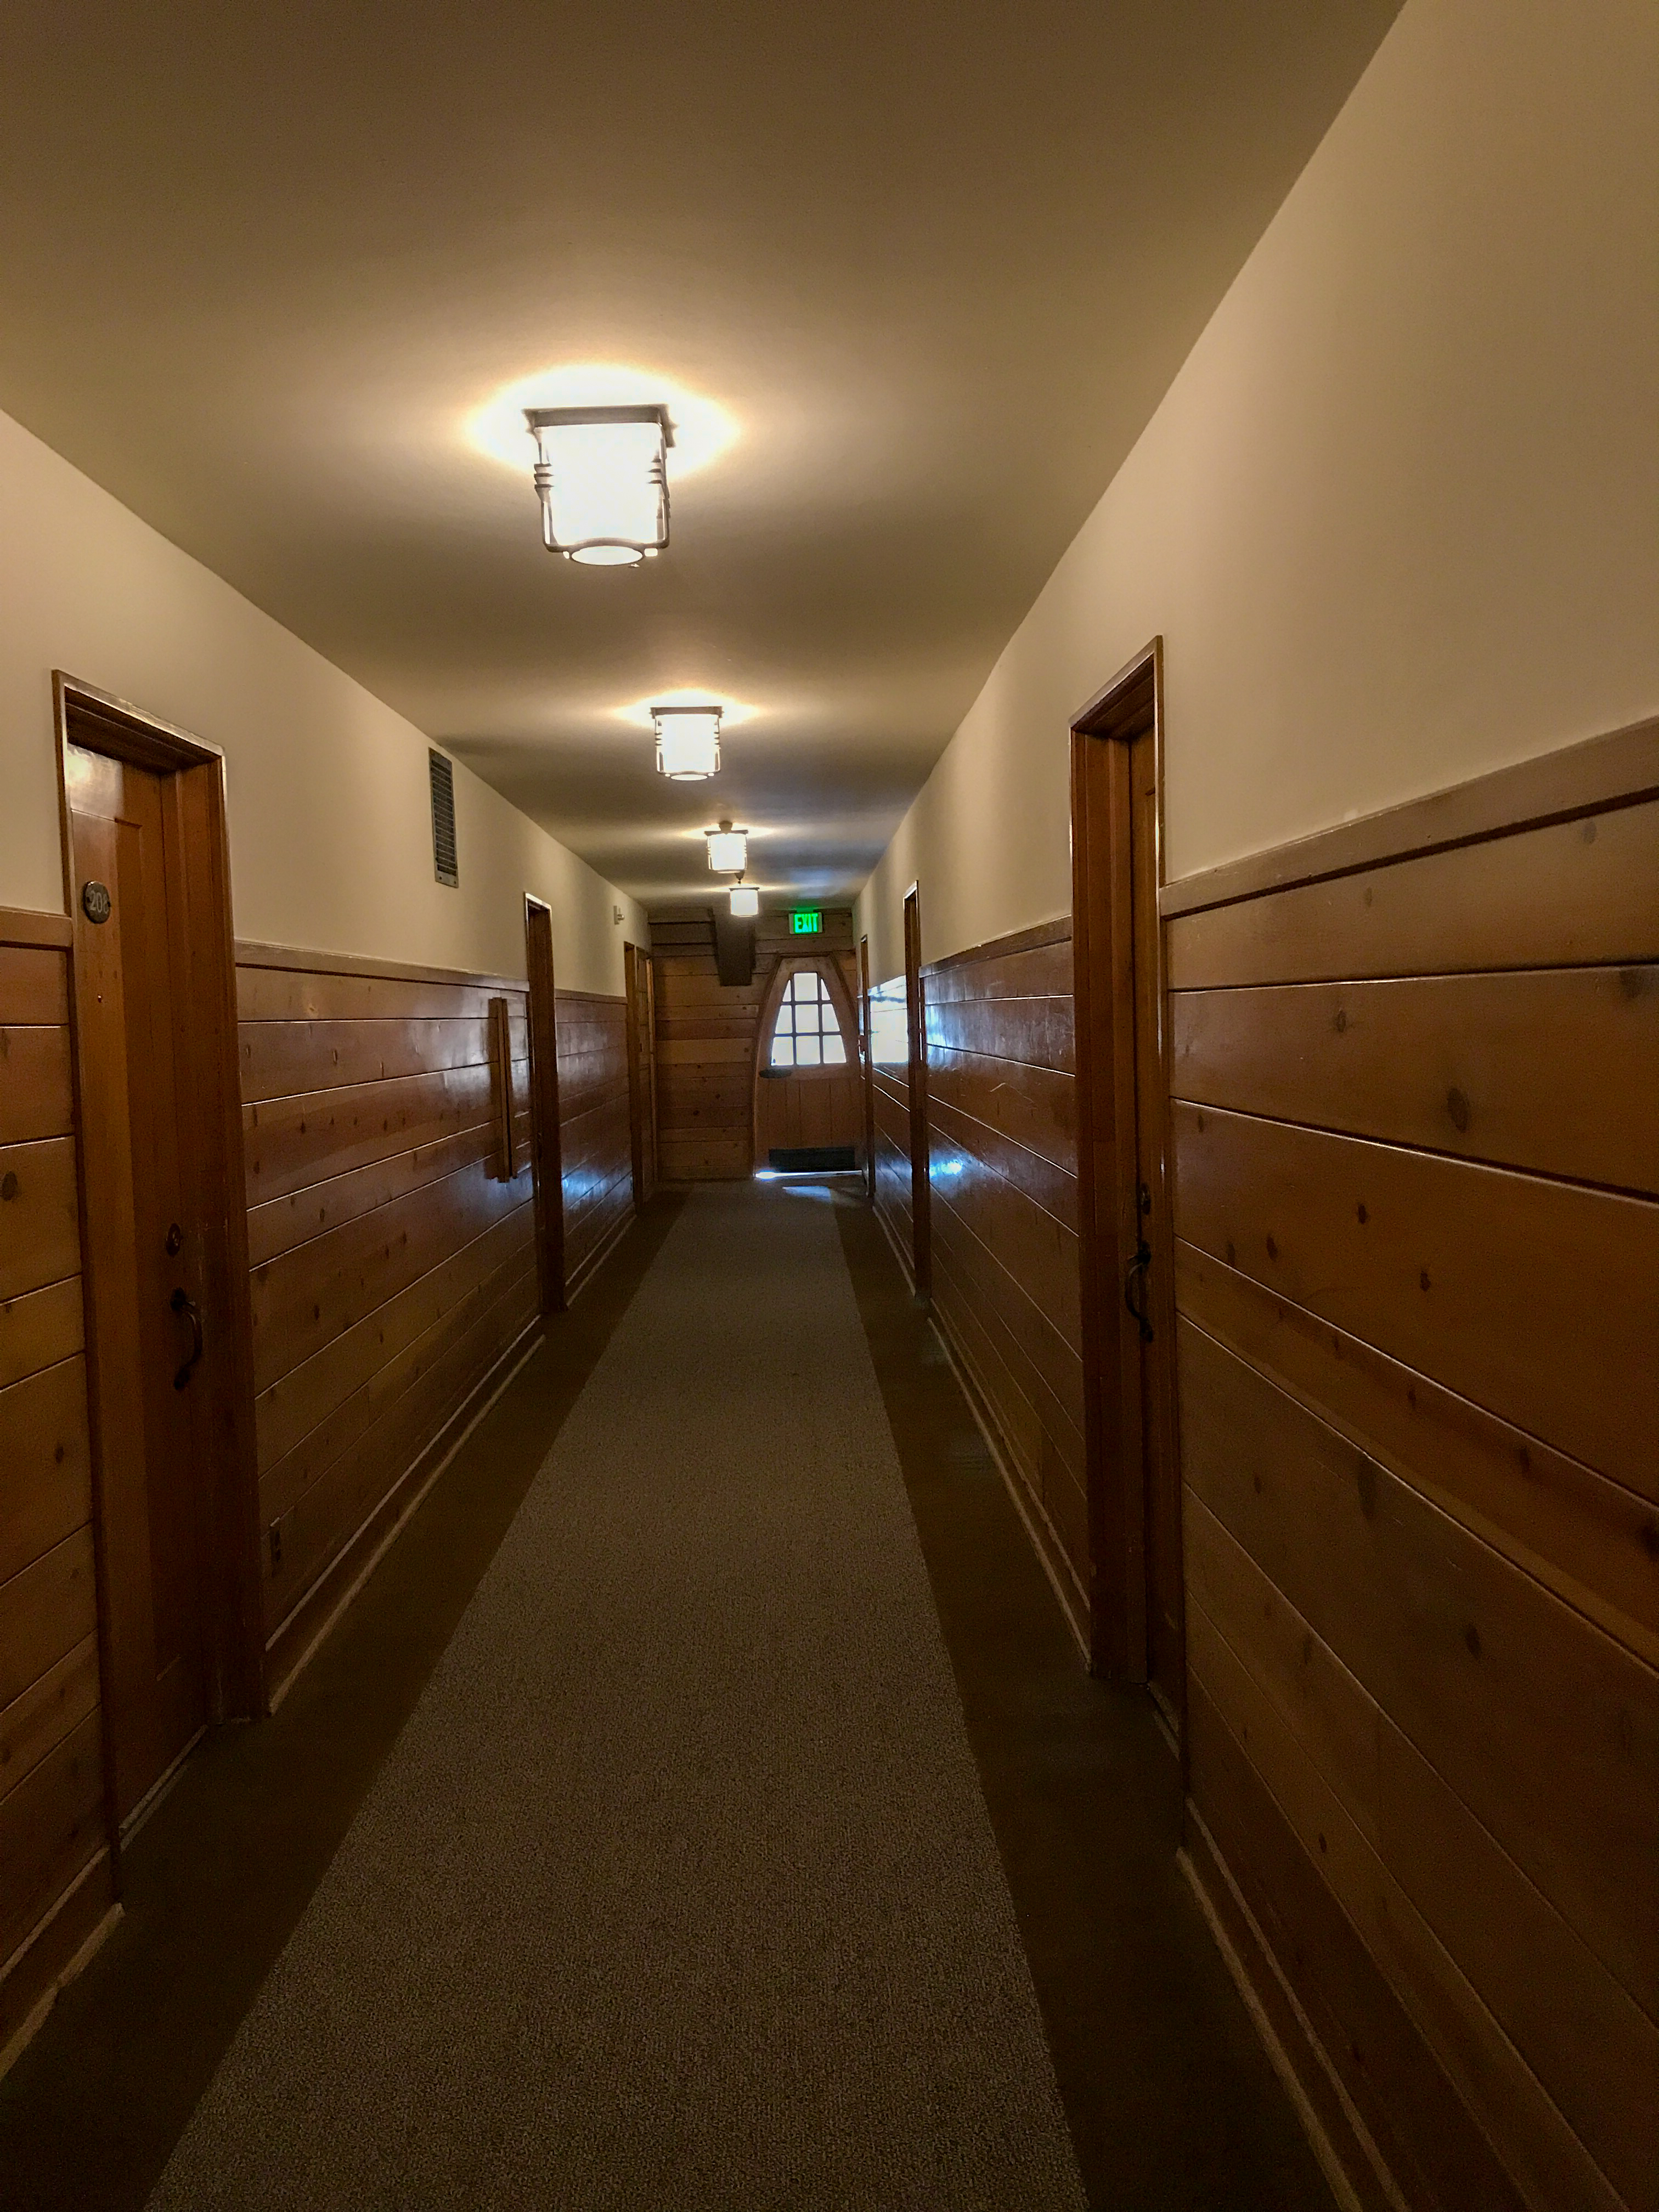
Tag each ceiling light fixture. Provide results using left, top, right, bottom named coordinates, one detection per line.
left=525, top=404, right=672, bottom=566
left=729, top=880, right=759, bottom=918
left=652, top=703, right=722, bottom=781
left=706, top=821, right=748, bottom=874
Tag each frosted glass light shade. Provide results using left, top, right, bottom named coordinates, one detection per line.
left=526, top=404, right=673, bottom=563
left=706, top=825, right=748, bottom=873
left=729, top=882, right=759, bottom=917
left=652, top=706, right=722, bottom=780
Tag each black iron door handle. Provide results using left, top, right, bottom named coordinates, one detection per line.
left=1124, top=1238, right=1153, bottom=1344
left=170, top=1286, right=204, bottom=1390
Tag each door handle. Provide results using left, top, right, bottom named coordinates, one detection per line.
left=1124, top=1238, right=1153, bottom=1344
left=170, top=1286, right=204, bottom=1390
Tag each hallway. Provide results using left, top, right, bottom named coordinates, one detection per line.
left=1, top=1186, right=1330, bottom=2210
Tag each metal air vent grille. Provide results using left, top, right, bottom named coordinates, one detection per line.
left=430, top=750, right=458, bottom=887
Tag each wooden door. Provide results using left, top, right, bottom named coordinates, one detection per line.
left=903, top=885, right=930, bottom=1298
left=1071, top=642, right=1183, bottom=1724
left=859, top=934, right=876, bottom=1203
left=524, top=898, right=565, bottom=1311
left=624, top=941, right=657, bottom=1205
left=1126, top=728, right=1183, bottom=1714
left=66, top=744, right=209, bottom=1819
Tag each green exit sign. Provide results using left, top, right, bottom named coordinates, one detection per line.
left=789, top=909, right=822, bottom=935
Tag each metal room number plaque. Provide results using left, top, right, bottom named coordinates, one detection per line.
left=81, top=879, right=112, bottom=924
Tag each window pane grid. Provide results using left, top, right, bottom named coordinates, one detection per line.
left=770, top=970, right=847, bottom=1069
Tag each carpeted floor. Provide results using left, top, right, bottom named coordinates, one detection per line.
left=146, top=1182, right=1088, bottom=2211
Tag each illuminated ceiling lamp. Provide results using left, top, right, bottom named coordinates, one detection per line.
left=653, top=703, right=722, bottom=781
left=706, top=821, right=748, bottom=874
left=525, top=403, right=673, bottom=565
left=729, top=879, right=759, bottom=918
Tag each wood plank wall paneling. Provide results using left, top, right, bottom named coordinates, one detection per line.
left=0, top=916, right=116, bottom=2058
left=755, top=1068, right=861, bottom=1161
left=651, top=910, right=857, bottom=1181
left=1169, top=756, right=1659, bottom=2212
left=556, top=989, right=632, bottom=1299
left=239, top=954, right=540, bottom=1687
left=869, top=969, right=912, bottom=1267
left=916, top=923, right=1090, bottom=1633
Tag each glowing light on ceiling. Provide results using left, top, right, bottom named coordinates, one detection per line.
left=706, top=822, right=748, bottom=874
left=652, top=703, right=722, bottom=781
left=729, top=881, right=760, bottom=918
left=618, top=689, right=758, bottom=731
left=469, top=364, right=737, bottom=479
left=527, top=405, right=670, bottom=565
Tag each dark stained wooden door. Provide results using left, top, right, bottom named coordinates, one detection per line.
left=1127, top=735, right=1183, bottom=1720
left=1071, top=644, right=1182, bottom=1718
left=66, top=743, right=208, bottom=1820
left=524, top=898, right=565, bottom=1311
left=624, top=941, right=657, bottom=1205
left=859, top=934, right=876, bottom=1202
left=904, top=885, right=930, bottom=1297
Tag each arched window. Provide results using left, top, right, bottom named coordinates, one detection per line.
left=769, top=968, right=848, bottom=1069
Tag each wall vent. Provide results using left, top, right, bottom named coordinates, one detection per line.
left=430, top=750, right=458, bottom=887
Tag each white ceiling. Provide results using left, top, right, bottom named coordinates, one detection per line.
left=0, top=1, right=1399, bottom=907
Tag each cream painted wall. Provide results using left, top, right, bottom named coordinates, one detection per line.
left=0, top=407, right=645, bottom=993
left=857, top=0, right=1659, bottom=980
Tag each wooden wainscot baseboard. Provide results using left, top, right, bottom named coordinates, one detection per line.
left=263, top=1318, right=544, bottom=1708
left=0, top=1849, right=121, bottom=2084
left=925, top=1296, right=1092, bottom=1667
left=1182, top=1808, right=1406, bottom=2212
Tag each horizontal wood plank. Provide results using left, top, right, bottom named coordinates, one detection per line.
left=238, top=1014, right=519, bottom=1103
left=0, top=1138, right=81, bottom=1304
left=0, top=1028, right=74, bottom=1147
left=1173, top=1101, right=1659, bottom=1496
left=0, top=945, right=70, bottom=1023
left=0, top=1636, right=99, bottom=1814
left=0, top=1358, right=93, bottom=1588
left=256, top=1204, right=535, bottom=1477
left=1177, top=1240, right=1659, bottom=1667
left=1161, top=714, right=1659, bottom=922
left=1180, top=1318, right=1659, bottom=2021
left=243, top=1063, right=494, bottom=1203
left=1188, top=1497, right=1658, bottom=2208
left=1171, top=967, right=1659, bottom=1195
left=1188, top=1679, right=1530, bottom=2212
left=926, top=995, right=1075, bottom=1073
left=1189, top=1599, right=1629, bottom=2212
left=251, top=1155, right=532, bottom=1392
left=245, top=1121, right=497, bottom=1270
left=0, top=1708, right=105, bottom=1969
left=1167, top=796, right=1658, bottom=989
left=237, top=964, right=521, bottom=1024
left=0, top=1278, right=84, bottom=1395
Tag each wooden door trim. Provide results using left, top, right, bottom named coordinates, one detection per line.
left=902, top=884, right=930, bottom=1300
left=1070, top=639, right=1182, bottom=1695
left=53, top=673, right=265, bottom=1793
left=0, top=905, right=74, bottom=950
left=748, top=953, right=860, bottom=1164
left=623, top=942, right=647, bottom=1206
left=523, top=896, right=565, bottom=1314
left=924, top=914, right=1073, bottom=973
left=1160, top=710, right=1659, bottom=921
left=234, top=938, right=527, bottom=996
left=859, top=934, right=876, bottom=1204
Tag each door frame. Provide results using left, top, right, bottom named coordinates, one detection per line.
left=622, top=939, right=657, bottom=1208
left=859, top=933, right=876, bottom=1203
left=1069, top=640, right=1183, bottom=1697
left=523, top=895, right=565, bottom=1312
left=53, top=672, right=264, bottom=1776
left=748, top=952, right=860, bottom=1165
left=902, top=883, right=930, bottom=1300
